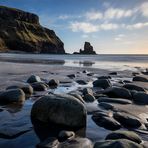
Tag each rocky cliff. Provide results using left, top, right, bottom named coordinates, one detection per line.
left=0, top=6, right=65, bottom=54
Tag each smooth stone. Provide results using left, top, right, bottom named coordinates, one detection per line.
left=82, top=88, right=93, bottom=96
left=93, top=79, right=111, bottom=89
left=67, top=74, right=76, bottom=79
left=97, top=76, right=111, bottom=80
left=48, top=79, right=59, bottom=87
left=31, top=82, right=48, bottom=91
left=0, top=89, right=25, bottom=104
left=31, top=94, right=87, bottom=140
left=133, top=76, right=148, bottom=82
left=123, top=84, right=146, bottom=92
left=94, top=139, right=143, bottom=148
left=98, top=97, right=132, bottom=104
left=99, top=102, right=115, bottom=110
left=113, top=112, right=142, bottom=128
left=104, top=87, right=132, bottom=99
left=87, top=73, right=94, bottom=76
left=84, top=93, right=95, bottom=102
left=36, top=137, right=59, bottom=148
left=82, top=70, right=88, bottom=73
left=92, top=114, right=121, bottom=131
left=58, top=137, right=93, bottom=148
left=69, top=93, right=84, bottom=104
left=123, top=80, right=132, bottom=83
left=105, top=130, right=142, bottom=144
left=6, top=84, right=33, bottom=97
left=58, top=130, right=75, bottom=142
left=76, top=80, right=88, bottom=85
left=133, top=92, right=148, bottom=105
left=109, top=72, right=117, bottom=75
left=27, top=75, right=41, bottom=83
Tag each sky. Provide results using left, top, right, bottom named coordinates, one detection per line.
left=0, top=0, right=148, bottom=54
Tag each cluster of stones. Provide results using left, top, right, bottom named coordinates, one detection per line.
left=0, top=68, right=148, bottom=147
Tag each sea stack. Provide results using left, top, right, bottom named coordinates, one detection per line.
left=0, top=6, right=65, bottom=54
left=74, top=42, right=96, bottom=54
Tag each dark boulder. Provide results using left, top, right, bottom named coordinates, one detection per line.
left=48, top=79, right=59, bottom=88
left=31, top=94, right=87, bottom=140
left=31, top=82, right=48, bottom=91
left=94, top=139, right=143, bottom=148
left=93, top=79, right=111, bottom=89
left=104, top=87, right=132, bottom=99
left=92, top=113, right=121, bottom=131
left=83, top=93, right=95, bottom=102
left=27, top=75, right=41, bottom=84
left=123, top=84, right=146, bottom=92
left=97, top=97, right=132, bottom=104
left=133, top=76, right=148, bottom=82
left=113, top=112, right=142, bottom=128
left=133, top=92, right=148, bottom=105
left=105, top=130, right=142, bottom=144
left=0, top=89, right=25, bottom=104
left=99, top=102, right=115, bottom=110
left=76, top=80, right=88, bottom=85
left=82, top=88, right=93, bottom=96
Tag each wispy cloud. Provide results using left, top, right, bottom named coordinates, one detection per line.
left=114, top=34, right=126, bottom=41
left=126, top=22, right=148, bottom=29
left=140, top=2, right=148, bottom=17
left=69, top=22, right=99, bottom=33
left=85, top=10, right=103, bottom=20
left=58, top=15, right=70, bottom=20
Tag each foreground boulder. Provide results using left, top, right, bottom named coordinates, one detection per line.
left=0, top=89, right=25, bottom=104
left=105, top=130, right=142, bottom=144
left=83, top=93, right=95, bottom=102
left=31, top=82, right=48, bottom=91
left=133, top=92, right=148, bottom=105
left=0, top=6, right=65, bottom=53
left=31, top=94, right=87, bottom=140
left=94, top=139, right=143, bottom=148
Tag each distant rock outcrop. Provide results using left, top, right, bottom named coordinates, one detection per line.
left=0, top=6, right=65, bottom=54
left=74, top=42, right=96, bottom=55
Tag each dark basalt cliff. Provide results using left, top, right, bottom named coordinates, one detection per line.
left=0, top=6, right=65, bottom=54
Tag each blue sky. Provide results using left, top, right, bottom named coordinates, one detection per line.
left=0, top=0, right=148, bottom=54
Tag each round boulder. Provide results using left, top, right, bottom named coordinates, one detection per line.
left=104, top=87, right=132, bottom=99
left=105, top=130, right=142, bottom=144
left=31, top=94, right=87, bottom=139
left=48, top=79, right=59, bottom=88
left=84, top=93, right=95, bottom=102
left=93, top=79, right=111, bottom=89
left=0, top=89, right=25, bottom=104
left=27, top=75, right=41, bottom=83
left=6, top=83, right=33, bottom=97
left=82, top=88, right=93, bottom=96
left=31, top=82, right=48, bottom=91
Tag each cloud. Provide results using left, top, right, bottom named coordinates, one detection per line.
left=126, top=22, right=148, bottom=29
left=114, top=34, right=126, bottom=41
left=85, top=10, right=103, bottom=20
left=58, top=15, right=70, bottom=20
left=100, top=23, right=119, bottom=30
left=81, top=34, right=89, bottom=38
left=104, top=8, right=133, bottom=19
left=140, top=2, right=148, bottom=17
left=69, top=22, right=99, bottom=33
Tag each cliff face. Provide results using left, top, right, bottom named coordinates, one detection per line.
left=0, top=6, right=65, bottom=54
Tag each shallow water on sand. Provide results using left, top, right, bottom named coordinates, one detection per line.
left=0, top=53, right=148, bottom=71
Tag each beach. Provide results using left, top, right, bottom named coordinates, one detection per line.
left=0, top=54, right=148, bottom=147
